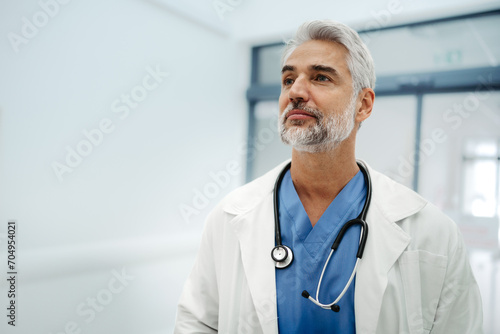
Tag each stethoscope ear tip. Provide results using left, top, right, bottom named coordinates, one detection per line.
left=301, top=290, right=310, bottom=298
left=331, top=304, right=340, bottom=312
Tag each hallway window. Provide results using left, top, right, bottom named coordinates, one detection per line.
left=463, top=138, right=500, bottom=217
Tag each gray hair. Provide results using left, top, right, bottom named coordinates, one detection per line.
left=282, top=20, right=376, bottom=94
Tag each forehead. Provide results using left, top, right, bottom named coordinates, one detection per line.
left=284, top=40, right=350, bottom=74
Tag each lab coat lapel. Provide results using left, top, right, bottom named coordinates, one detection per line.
left=354, top=164, right=426, bottom=333
left=354, top=202, right=410, bottom=333
left=223, top=162, right=288, bottom=334
left=229, top=193, right=278, bottom=334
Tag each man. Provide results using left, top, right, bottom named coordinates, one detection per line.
left=175, top=20, right=483, bottom=333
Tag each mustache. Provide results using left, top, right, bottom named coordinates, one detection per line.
left=283, top=101, right=323, bottom=120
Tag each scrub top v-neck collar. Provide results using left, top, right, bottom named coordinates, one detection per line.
left=275, top=167, right=367, bottom=334
left=279, top=169, right=366, bottom=259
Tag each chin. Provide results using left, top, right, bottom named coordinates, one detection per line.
left=293, top=142, right=340, bottom=153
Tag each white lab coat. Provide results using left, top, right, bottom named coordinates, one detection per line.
left=175, top=160, right=483, bottom=334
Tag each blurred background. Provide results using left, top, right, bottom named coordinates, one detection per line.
left=0, top=0, right=499, bottom=333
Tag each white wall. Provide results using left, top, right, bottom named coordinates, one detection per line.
left=0, top=0, right=249, bottom=333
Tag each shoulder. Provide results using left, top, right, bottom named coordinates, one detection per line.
left=215, top=160, right=289, bottom=215
left=365, top=162, right=428, bottom=223
left=364, top=162, right=461, bottom=249
left=403, top=200, right=463, bottom=253
left=203, top=160, right=289, bottom=225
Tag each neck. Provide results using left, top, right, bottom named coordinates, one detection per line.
left=289, top=138, right=359, bottom=225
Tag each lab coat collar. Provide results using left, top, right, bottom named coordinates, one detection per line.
left=222, top=159, right=427, bottom=334
left=227, top=195, right=278, bottom=333
left=354, top=163, right=427, bottom=333
left=222, top=160, right=290, bottom=216
left=222, top=159, right=425, bottom=221
left=221, top=161, right=289, bottom=334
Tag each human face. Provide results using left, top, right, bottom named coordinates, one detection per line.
left=278, top=93, right=356, bottom=152
left=278, top=40, right=357, bottom=152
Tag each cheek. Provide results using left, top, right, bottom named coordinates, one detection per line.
left=278, top=94, right=289, bottom=114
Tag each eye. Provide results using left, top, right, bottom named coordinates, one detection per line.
left=315, top=74, right=330, bottom=82
left=282, top=78, right=294, bottom=86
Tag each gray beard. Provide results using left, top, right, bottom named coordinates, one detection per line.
left=278, top=97, right=356, bottom=153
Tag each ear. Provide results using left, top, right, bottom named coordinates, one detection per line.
left=355, top=88, right=375, bottom=123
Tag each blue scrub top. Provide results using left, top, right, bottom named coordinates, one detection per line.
left=275, top=169, right=367, bottom=333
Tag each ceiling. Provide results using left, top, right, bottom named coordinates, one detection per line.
left=148, top=0, right=500, bottom=43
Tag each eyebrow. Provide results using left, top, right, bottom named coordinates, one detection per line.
left=281, top=64, right=341, bottom=78
left=281, top=65, right=295, bottom=74
left=310, top=65, right=340, bottom=78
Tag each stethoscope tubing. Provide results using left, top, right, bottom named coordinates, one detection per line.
left=272, top=160, right=372, bottom=311
left=273, top=160, right=371, bottom=258
left=272, top=161, right=290, bottom=248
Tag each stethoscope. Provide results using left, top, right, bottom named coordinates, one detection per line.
left=270, top=161, right=371, bottom=312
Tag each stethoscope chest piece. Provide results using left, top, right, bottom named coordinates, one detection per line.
left=271, top=160, right=373, bottom=310
left=271, top=245, right=293, bottom=269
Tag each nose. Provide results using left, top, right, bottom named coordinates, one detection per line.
left=288, top=75, right=310, bottom=103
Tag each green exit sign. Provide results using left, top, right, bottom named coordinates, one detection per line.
left=434, top=49, right=463, bottom=65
